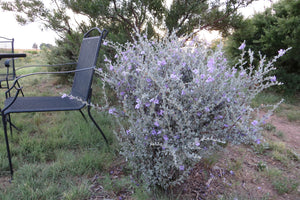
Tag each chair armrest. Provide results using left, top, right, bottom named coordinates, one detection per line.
left=16, top=62, right=77, bottom=71
left=1, top=86, right=23, bottom=113
left=5, top=66, right=95, bottom=99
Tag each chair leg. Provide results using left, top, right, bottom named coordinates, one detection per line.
left=7, top=114, right=21, bottom=137
left=8, top=114, right=13, bottom=137
left=87, top=106, right=108, bottom=145
left=79, top=110, right=88, bottom=122
left=2, top=115, right=14, bottom=178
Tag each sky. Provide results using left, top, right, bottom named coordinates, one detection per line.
left=0, top=11, right=57, bottom=49
left=0, top=0, right=274, bottom=49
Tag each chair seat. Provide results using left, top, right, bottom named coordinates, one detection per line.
left=4, top=96, right=85, bottom=115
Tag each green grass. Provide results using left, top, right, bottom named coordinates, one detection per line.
left=286, top=110, right=300, bottom=122
left=0, top=109, right=117, bottom=199
left=252, top=92, right=283, bottom=108
left=252, top=92, right=300, bottom=123
left=0, top=52, right=120, bottom=199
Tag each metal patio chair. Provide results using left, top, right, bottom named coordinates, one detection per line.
left=1, top=27, right=109, bottom=177
left=0, top=36, right=22, bottom=90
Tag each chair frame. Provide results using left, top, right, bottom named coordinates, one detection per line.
left=1, top=27, right=109, bottom=177
left=0, top=36, right=17, bottom=89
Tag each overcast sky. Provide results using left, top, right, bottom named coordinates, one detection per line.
left=0, top=11, right=57, bottom=49
left=0, top=0, right=274, bottom=49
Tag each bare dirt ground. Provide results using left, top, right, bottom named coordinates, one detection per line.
left=267, top=114, right=300, bottom=154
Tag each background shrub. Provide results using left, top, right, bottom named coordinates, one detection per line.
left=225, top=0, right=300, bottom=94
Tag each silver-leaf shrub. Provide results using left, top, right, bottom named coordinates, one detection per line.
left=96, top=32, right=287, bottom=189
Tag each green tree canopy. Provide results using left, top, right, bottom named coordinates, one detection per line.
left=225, top=0, right=300, bottom=93
left=0, top=0, right=253, bottom=80
left=1, top=0, right=253, bottom=42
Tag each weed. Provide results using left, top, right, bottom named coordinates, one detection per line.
left=263, top=123, right=276, bottom=132
left=286, top=149, right=299, bottom=161
left=61, top=183, right=90, bottom=200
left=269, top=141, right=286, bottom=153
left=272, top=150, right=288, bottom=164
left=252, top=142, right=271, bottom=155
left=202, top=152, right=221, bottom=169
left=274, top=131, right=284, bottom=139
left=101, top=175, right=132, bottom=197
left=228, top=157, right=244, bottom=172
left=272, top=177, right=299, bottom=195
left=264, top=167, right=282, bottom=179
left=257, top=161, right=267, bottom=172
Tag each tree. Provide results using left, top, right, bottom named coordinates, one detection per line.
left=225, top=0, right=300, bottom=93
left=0, top=0, right=253, bottom=41
left=0, top=0, right=253, bottom=77
left=40, top=43, right=54, bottom=50
left=32, top=42, right=38, bottom=50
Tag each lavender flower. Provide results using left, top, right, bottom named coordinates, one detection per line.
left=251, top=120, right=259, bottom=126
left=170, top=73, right=179, bottom=80
left=207, top=58, right=215, bottom=73
left=205, top=107, right=210, bottom=112
left=238, top=42, right=246, bottom=50
left=61, top=93, right=67, bottom=98
left=255, top=139, right=261, bottom=144
left=163, top=135, right=168, bottom=141
left=108, top=107, right=116, bottom=115
left=270, top=76, right=276, bottom=82
left=206, top=76, right=214, bottom=83
left=151, top=129, right=157, bottom=135
left=158, top=60, right=167, bottom=66
left=192, top=69, right=199, bottom=74
left=278, top=49, right=285, bottom=57
left=158, top=109, right=164, bottom=116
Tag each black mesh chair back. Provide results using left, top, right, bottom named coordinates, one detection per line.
left=71, top=32, right=102, bottom=101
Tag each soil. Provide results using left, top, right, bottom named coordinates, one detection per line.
left=267, top=114, right=300, bottom=154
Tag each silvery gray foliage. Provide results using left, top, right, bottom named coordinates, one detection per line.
left=96, top=33, right=287, bottom=189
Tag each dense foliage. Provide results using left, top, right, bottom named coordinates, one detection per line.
left=0, top=0, right=252, bottom=67
left=226, top=0, right=300, bottom=93
left=0, top=0, right=251, bottom=40
left=96, top=33, right=286, bottom=189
